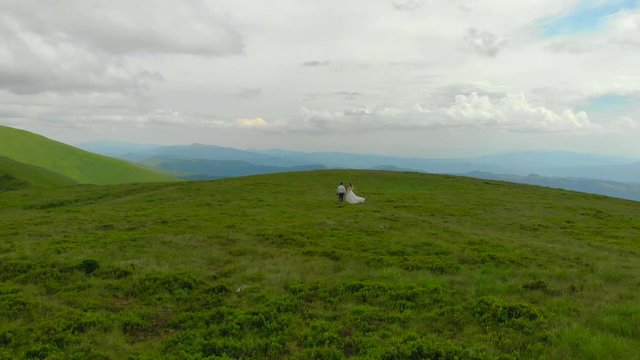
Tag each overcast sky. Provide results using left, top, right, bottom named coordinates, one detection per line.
left=1, top=0, right=640, bottom=157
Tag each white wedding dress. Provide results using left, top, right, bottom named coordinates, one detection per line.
left=345, top=188, right=365, bottom=204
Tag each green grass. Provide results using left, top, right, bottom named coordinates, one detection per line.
left=0, top=125, right=174, bottom=184
left=0, top=156, right=77, bottom=190
left=0, top=170, right=639, bottom=359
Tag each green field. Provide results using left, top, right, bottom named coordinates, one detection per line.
left=0, top=125, right=174, bottom=184
left=1, top=170, right=639, bottom=359
left=0, top=157, right=77, bottom=190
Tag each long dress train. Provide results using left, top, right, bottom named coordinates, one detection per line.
left=345, top=189, right=365, bottom=204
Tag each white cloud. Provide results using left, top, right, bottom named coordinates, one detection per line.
left=547, top=8, right=640, bottom=53
left=392, top=0, right=426, bottom=12
left=237, top=117, right=268, bottom=127
left=464, top=28, right=507, bottom=57
left=607, top=116, right=640, bottom=130
left=2, top=0, right=243, bottom=56
left=599, top=9, right=640, bottom=47
left=0, top=89, right=231, bottom=131
left=445, top=92, right=594, bottom=132
left=0, top=20, right=146, bottom=94
left=286, top=90, right=597, bottom=133
left=0, top=0, right=243, bottom=95
left=302, top=60, right=331, bottom=67
left=235, top=88, right=262, bottom=98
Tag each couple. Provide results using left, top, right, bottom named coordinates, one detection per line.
left=337, top=182, right=365, bottom=204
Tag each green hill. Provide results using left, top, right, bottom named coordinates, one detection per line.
left=0, top=156, right=77, bottom=190
left=0, top=170, right=639, bottom=359
left=0, top=125, right=174, bottom=184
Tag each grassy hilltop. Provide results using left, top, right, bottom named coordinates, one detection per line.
left=0, top=170, right=639, bottom=359
left=0, top=125, right=174, bottom=184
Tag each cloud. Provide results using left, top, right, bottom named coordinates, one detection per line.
left=292, top=106, right=408, bottom=132
left=2, top=0, right=639, bottom=156
left=298, top=107, right=338, bottom=130
left=0, top=90, right=231, bottom=130
left=334, top=91, right=363, bottom=97
left=464, top=28, right=507, bottom=58
left=2, top=0, right=243, bottom=56
left=237, top=117, right=268, bottom=127
left=610, top=116, right=640, bottom=129
left=607, top=9, right=640, bottom=47
left=0, top=22, right=150, bottom=95
left=0, top=0, right=243, bottom=95
left=302, top=60, right=331, bottom=67
left=392, top=0, right=426, bottom=12
left=235, top=88, right=262, bottom=98
left=285, top=89, right=599, bottom=133
left=540, top=0, right=638, bottom=37
left=444, top=92, right=594, bottom=132
left=344, top=108, right=372, bottom=116
left=547, top=8, right=640, bottom=53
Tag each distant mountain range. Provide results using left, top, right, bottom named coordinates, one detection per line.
left=80, top=141, right=310, bottom=167
left=141, top=157, right=326, bottom=180
left=464, top=172, right=640, bottom=202
left=0, top=126, right=174, bottom=185
left=1, top=126, right=638, bottom=202
left=4, top=124, right=638, bottom=203
left=77, top=140, right=640, bottom=201
left=79, top=140, right=640, bottom=182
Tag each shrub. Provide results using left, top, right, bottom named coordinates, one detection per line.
left=120, top=312, right=150, bottom=338
left=292, top=346, right=346, bottom=360
left=23, top=344, right=60, bottom=360
left=0, top=260, right=34, bottom=281
left=94, top=266, right=132, bottom=279
left=128, top=272, right=202, bottom=298
left=0, top=293, right=38, bottom=320
left=472, top=297, right=544, bottom=333
left=0, top=329, right=15, bottom=346
left=77, top=259, right=100, bottom=275
left=374, top=337, right=488, bottom=360
left=522, top=280, right=547, bottom=291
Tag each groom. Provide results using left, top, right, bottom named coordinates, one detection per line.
left=336, top=182, right=346, bottom=203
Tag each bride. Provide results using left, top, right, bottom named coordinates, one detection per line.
left=345, top=183, right=365, bottom=204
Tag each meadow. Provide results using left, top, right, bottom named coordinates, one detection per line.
left=0, top=170, right=639, bottom=359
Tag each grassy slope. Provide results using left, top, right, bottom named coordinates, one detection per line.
left=0, top=170, right=639, bottom=359
left=0, top=125, right=174, bottom=184
left=0, top=156, right=77, bottom=190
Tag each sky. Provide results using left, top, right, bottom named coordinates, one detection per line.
left=1, top=0, right=640, bottom=158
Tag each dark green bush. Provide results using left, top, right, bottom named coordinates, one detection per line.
left=472, top=297, right=544, bottom=333
left=78, top=259, right=100, bottom=275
